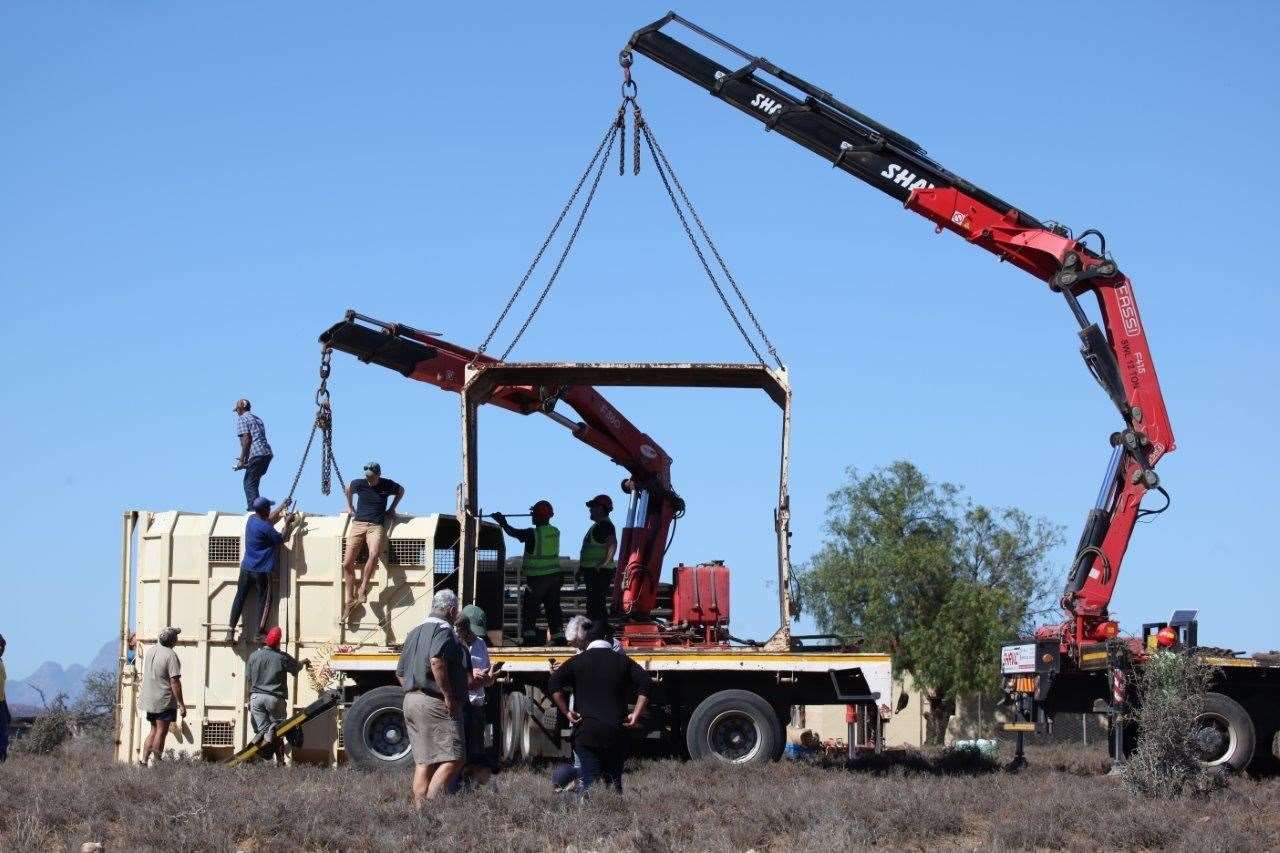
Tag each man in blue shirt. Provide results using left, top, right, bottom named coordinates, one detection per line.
left=342, top=461, right=405, bottom=614
left=233, top=399, right=274, bottom=510
left=229, top=496, right=296, bottom=643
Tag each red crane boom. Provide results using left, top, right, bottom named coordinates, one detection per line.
left=319, top=311, right=682, bottom=621
left=626, top=13, right=1175, bottom=652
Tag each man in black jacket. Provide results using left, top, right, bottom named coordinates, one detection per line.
left=548, top=620, right=650, bottom=793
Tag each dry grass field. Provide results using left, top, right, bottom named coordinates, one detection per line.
left=3, top=739, right=1278, bottom=851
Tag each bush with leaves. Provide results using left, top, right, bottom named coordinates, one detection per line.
left=797, top=461, right=1061, bottom=743
left=1122, top=650, right=1225, bottom=798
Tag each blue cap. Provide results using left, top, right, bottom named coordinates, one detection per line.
left=251, top=496, right=274, bottom=511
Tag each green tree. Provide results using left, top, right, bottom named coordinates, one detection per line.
left=797, top=461, right=1062, bottom=744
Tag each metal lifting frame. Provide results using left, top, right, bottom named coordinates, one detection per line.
left=456, top=362, right=796, bottom=642
left=626, top=13, right=1176, bottom=649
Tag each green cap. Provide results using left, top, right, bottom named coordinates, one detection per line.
left=460, top=604, right=487, bottom=633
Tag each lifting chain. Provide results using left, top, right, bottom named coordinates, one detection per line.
left=639, top=118, right=781, bottom=367
left=284, top=346, right=347, bottom=506
left=473, top=107, right=625, bottom=362
left=473, top=54, right=781, bottom=368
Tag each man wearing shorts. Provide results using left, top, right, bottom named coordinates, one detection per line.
left=343, top=461, right=405, bottom=614
left=396, top=589, right=466, bottom=806
left=140, top=627, right=187, bottom=766
left=246, top=626, right=309, bottom=765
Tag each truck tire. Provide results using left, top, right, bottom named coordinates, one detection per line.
left=501, top=691, right=528, bottom=763
left=343, top=686, right=413, bottom=771
left=686, top=689, right=780, bottom=766
left=1192, top=692, right=1256, bottom=772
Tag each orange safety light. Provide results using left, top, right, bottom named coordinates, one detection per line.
left=1156, top=626, right=1178, bottom=647
left=845, top=704, right=858, bottom=723
left=1092, top=621, right=1120, bottom=641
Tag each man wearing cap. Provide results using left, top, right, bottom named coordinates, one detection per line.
left=493, top=500, right=562, bottom=645
left=246, top=627, right=309, bottom=766
left=343, top=462, right=405, bottom=614
left=455, top=604, right=498, bottom=788
left=229, top=496, right=296, bottom=643
left=580, top=495, right=618, bottom=622
left=232, top=398, right=274, bottom=510
left=140, top=627, right=186, bottom=766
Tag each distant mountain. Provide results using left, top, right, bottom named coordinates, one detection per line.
left=5, top=640, right=116, bottom=709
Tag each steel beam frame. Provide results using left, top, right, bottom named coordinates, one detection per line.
left=455, top=362, right=795, bottom=642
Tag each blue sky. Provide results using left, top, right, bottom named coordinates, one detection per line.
left=2, top=3, right=1277, bottom=676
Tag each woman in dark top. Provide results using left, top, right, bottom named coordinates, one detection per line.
left=548, top=621, right=650, bottom=793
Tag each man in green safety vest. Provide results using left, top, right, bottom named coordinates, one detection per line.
left=493, top=500, right=563, bottom=645
left=579, top=494, right=618, bottom=623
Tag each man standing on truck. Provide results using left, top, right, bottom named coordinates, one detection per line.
left=232, top=399, right=273, bottom=510
left=396, top=589, right=467, bottom=806
left=230, top=496, right=296, bottom=643
left=140, top=627, right=186, bottom=767
left=579, top=494, right=617, bottom=622
left=493, top=500, right=562, bottom=645
left=246, top=626, right=309, bottom=766
left=342, top=462, right=405, bottom=615
left=549, top=619, right=650, bottom=794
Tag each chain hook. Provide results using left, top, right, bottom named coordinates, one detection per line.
left=619, top=48, right=637, bottom=101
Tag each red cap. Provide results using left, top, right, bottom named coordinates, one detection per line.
left=265, top=627, right=282, bottom=648
left=530, top=499, right=554, bottom=518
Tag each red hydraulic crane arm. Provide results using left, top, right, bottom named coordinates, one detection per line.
left=627, top=13, right=1175, bottom=648
left=319, top=311, right=678, bottom=618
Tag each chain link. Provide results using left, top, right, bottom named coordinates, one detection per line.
left=638, top=121, right=768, bottom=366
left=642, top=122, right=784, bottom=369
left=474, top=107, right=626, bottom=360
left=497, top=120, right=621, bottom=361
left=285, top=347, right=346, bottom=506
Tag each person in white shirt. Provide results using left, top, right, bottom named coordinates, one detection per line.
left=455, top=604, right=498, bottom=787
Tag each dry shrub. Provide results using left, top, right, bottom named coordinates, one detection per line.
left=2, top=739, right=1278, bottom=851
left=14, top=698, right=74, bottom=756
left=1123, top=649, right=1226, bottom=798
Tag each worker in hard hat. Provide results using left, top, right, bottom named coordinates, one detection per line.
left=246, top=626, right=310, bottom=766
left=579, top=494, right=618, bottom=622
left=493, top=500, right=562, bottom=645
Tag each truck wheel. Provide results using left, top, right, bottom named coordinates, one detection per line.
left=686, top=689, right=780, bottom=765
left=1191, top=692, right=1256, bottom=772
left=501, top=691, right=528, bottom=763
left=343, top=686, right=413, bottom=771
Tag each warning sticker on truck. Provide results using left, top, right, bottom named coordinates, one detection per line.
left=1000, top=644, right=1036, bottom=674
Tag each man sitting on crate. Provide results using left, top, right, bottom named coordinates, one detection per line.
left=246, top=626, right=310, bottom=766
left=342, top=461, right=405, bottom=616
left=493, top=500, right=562, bottom=645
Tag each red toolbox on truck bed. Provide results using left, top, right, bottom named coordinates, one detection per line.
left=672, top=562, right=730, bottom=627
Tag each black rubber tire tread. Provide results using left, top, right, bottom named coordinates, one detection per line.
left=342, top=685, right=412, bottom=772
left=685, top=689, right=780, bottom=766
left=1197, top=691, right=1256, bottom=772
